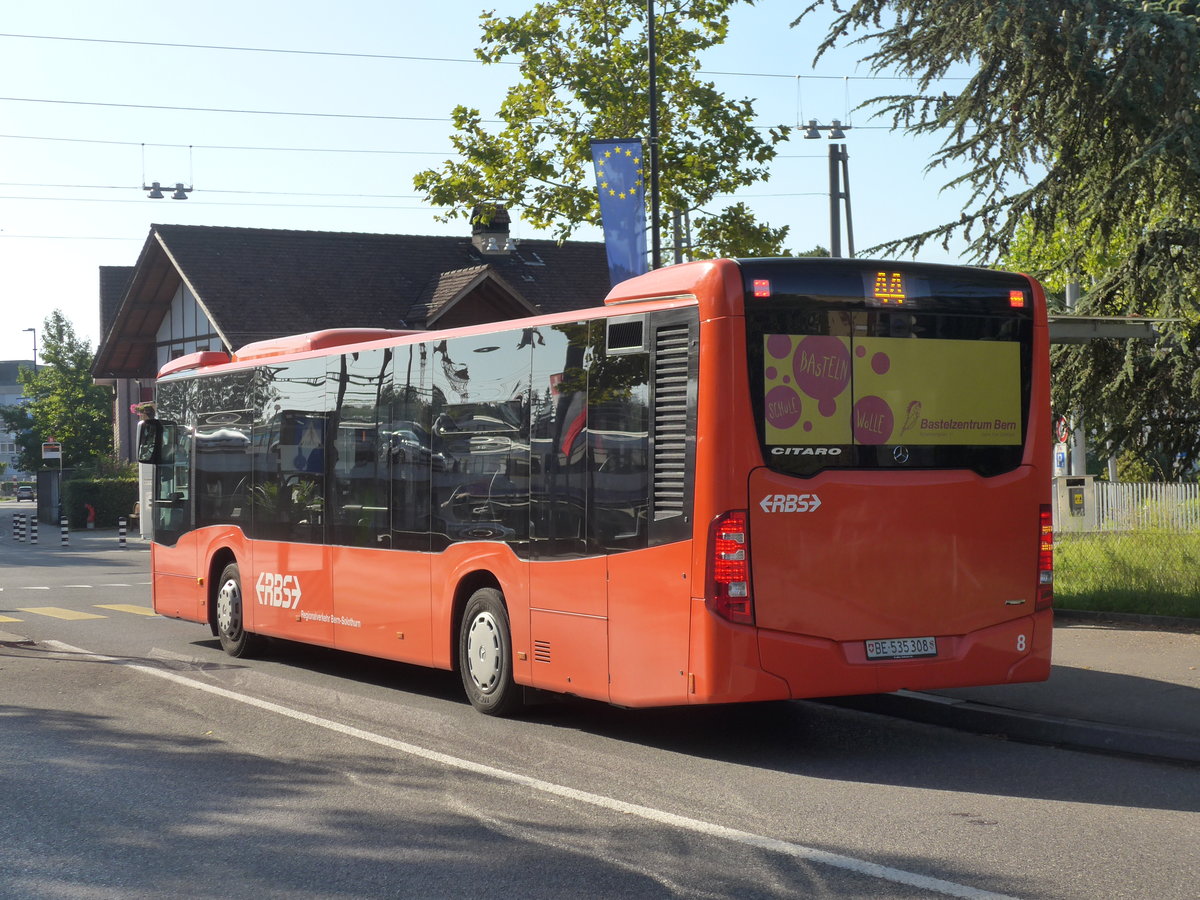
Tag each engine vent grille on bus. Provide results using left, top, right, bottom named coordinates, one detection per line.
left=606, top=318, right=647, bottom=355
left=652, top=323, right=690, bottom=519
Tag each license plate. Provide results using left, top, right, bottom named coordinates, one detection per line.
left=864, top=636, right=938, bottom=660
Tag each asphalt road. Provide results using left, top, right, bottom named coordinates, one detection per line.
left=2, top=527, right=1198, bottom=899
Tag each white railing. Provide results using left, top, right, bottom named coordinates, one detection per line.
left=1093, top=481, right=1200, bottom=533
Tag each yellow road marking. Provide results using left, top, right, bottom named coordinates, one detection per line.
left=18, top=607, right=106, bottom=620
left=0, top=615, right=23, bottom=623
left=94, top=604, right=156, bottom=616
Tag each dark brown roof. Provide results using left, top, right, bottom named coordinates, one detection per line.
left=93, top=224, right=612, bottom=379
left=98, top=266, right=135, bottom=341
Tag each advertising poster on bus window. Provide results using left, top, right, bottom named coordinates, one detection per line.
left=763, top=335, right=1021, bottom=446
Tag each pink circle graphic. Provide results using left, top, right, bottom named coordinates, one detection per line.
left=764, top=385, right=803, bottom=430
left=818, top=397, right=838, bottom=418
left=765, top=366, right=778, bottom=380
left=871, top=352, right=891, bottom=375
left=853, top=395, right=894, bottom=444
left=767, top=334, right=793, bottom=359
left=792, top=336, right=850, bottom=403
left=855, top=345, right=866, bottom=358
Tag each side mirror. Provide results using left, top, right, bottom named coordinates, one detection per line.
left=136, top=419, right=162, bottom=464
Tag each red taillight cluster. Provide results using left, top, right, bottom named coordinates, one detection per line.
left=1037, top=503, right=1054, bottom=610
left=706, top=510, right=753, bottom=624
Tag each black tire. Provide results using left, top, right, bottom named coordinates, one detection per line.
left=215, top=562, right=261, bottom=658
left=458, top=587, right=521, bottom=716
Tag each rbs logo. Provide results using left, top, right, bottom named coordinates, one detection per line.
left=759, top=493, right=822, bottom=513
left=255, top=571, right=303, bottom=609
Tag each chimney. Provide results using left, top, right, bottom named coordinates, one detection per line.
left=471, top=203, right=513, bottom=255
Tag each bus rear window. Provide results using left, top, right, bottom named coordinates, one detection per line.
left=742, top=263, right=1033, bottom=477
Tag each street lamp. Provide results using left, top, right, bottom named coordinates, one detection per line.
left=22, top=327, right=36, bottom=373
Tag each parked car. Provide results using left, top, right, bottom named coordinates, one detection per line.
left=15, top=485, right=35, bottom=501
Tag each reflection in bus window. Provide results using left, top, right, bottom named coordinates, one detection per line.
left=330, top=349, right=391, bottom=548
left=530, top=322, right=591, bottom=558
left=431, top=331, right=530, bottom=547
left=251, top=358, right=329, bottom=544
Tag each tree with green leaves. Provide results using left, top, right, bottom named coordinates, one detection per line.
left=0, top=311, right=113, bottom=473
left=415, top=0, right=793, bottom=258
left=799, top=0, right=1200, bottom=476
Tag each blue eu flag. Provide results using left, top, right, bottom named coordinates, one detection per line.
left=590, top=139, right=649, bottom=286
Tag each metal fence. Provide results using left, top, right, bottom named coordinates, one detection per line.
left=1053, top=481, right=1200, bottom=613
left=1093, top=481, right=1200, bottom=533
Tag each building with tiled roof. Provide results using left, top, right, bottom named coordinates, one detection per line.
left=92, top=211, right=613, bottom=461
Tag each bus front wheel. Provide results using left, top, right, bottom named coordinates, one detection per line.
left=458, top=587, right=521, bottom=716
left=216, top=563, right=261, bottom=658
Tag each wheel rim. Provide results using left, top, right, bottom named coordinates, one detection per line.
left=216, top=577, right=241, bottom=639
left=465, top=611, right=502, bottom=694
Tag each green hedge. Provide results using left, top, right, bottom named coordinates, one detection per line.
left=62, top=477, right=139, bottom=529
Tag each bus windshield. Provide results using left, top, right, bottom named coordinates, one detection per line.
left=741, top=259, right=1033, bottom=477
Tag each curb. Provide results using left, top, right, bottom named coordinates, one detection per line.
left=1053, top=608, right=1200, bottom=634
left=822, top=691, right=1200, bottom=766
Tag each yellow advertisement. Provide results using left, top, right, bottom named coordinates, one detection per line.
left=764, top=335, right=1021, bottom=446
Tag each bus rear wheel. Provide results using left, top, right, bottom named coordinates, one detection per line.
left=216, top=563, right=261, bottom=658
left=458, top=587, right=521, bottom=716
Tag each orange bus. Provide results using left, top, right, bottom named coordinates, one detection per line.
left=139, top=257, right=1053, bottom=715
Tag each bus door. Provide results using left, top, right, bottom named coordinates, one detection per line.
left=248, top=358, right=335, bottom=647
left=328, top=347, right=433, bottom=665
left=144, top=417, right=202, bottom=621
left=527, top=323, right=609, bottom=700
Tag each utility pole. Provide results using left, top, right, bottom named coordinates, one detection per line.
left=827, top=144, right=855, bottom=258
left=647, top=0, right=662, bottom=269
left=1065, top=281, right=1088, bottom=476
left=804, top=120, right=854, bottom=257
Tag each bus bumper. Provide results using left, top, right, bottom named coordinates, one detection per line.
left=755, top=609, right=1054, bottom=700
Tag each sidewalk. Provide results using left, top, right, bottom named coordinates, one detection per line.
left=1, top=521, right=148, bottom=554
left=832, top=613, right=1200, bottom=765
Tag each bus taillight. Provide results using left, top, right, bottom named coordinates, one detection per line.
left=706, top=510, right=753, bottom=625
left=1037, top=504, right=1054, bottom=610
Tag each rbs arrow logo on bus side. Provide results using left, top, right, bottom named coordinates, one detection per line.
left=759, top=493, right=822, bottom=513
left=256, top=571, right=303, bottom=609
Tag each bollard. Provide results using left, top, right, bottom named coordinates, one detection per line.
left=118, top=517, right=127, bottom=548
left=60, top=516, right=69, bottom=548
left=16, top=513, right=25, bottom=543
left=29, top=516, right=37, bottom=545
left=10, top=512, right=16, bottom=541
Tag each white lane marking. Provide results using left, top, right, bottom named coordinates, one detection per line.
left=44, top=640, right=1015, bottom=899
left=22, top=586, right=51, bottom=590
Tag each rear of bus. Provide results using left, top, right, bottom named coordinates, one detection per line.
left=691, top=258, right=1052, bottom=701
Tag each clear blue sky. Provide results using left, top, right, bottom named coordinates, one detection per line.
left=0, top=0, right=979, bottom=362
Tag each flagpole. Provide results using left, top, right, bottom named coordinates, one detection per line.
left=647, top=0, right=662, bottom=269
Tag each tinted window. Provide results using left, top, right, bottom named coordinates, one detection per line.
left=329, top=349, right=391, bottom=548
left=530, top=323, right=591, bottom=558
left=742, top=261, right=1033, bottom=478
left=251, top=358, right=330, bottom=543
left=430, top=333, right=530, bottom=549
left=389, top=342, right=435, bottom=551
left=589, top=329, right=650, bottom=553
left=150, top=379, right=193, bottom=546
left=193, top=372, right=253, bottom=529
